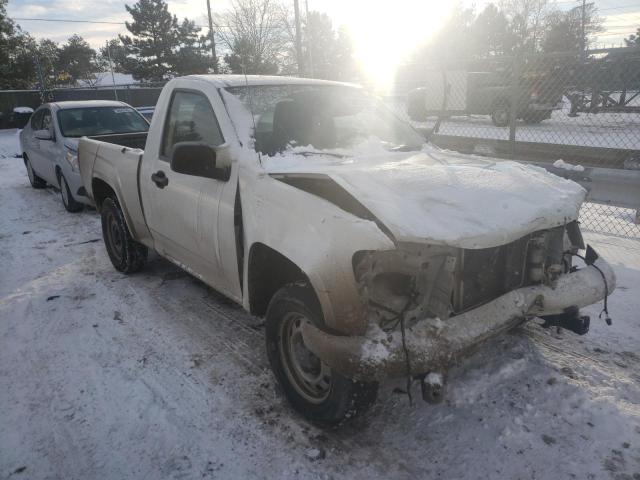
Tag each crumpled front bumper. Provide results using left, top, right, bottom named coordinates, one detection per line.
left=301, top=256, right=616, bottom=381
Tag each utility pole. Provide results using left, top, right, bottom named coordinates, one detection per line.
left=106, top=41, right=119, bottom=101
left=206, top=0, right=219, bottom=74
left=293, top=0, right=305, bottom=76
left=580, top=0, right=587, bottom=60
left=304, top=0, right=313, bottom=77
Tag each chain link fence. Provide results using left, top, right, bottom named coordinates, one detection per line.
left=386, top=47, right=640, bottom=239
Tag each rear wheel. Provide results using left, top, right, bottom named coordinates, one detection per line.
left=25, top=157, right=46, bottom=189
left=59, top=174, right=83, bottom=213
left=101, top=197, right=147, bottom=273
left=265, top=284, right=378, bottom=425
left=522, top=110, right=551, bottom=124
left=491, top=100, right=510, bottom=127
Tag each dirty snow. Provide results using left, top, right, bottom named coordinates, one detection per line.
left=1, top=128, right=640, bottom=480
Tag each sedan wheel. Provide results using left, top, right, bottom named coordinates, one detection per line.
left=25, top=158, right=46, bottom=189
left=59, top=174, right=83, bottom=213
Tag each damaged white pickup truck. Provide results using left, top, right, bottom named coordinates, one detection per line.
left=78, top=75, right=615, bottom=424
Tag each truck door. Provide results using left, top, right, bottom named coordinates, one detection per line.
left=142, top=89, right=232, bottom=293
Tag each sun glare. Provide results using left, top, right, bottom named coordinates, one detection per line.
left=345, top=1, right=454, bottom=92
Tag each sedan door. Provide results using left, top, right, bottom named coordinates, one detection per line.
left=23, top=109, right=45, bottom=175
left=36, top=108, right=59, bottom=185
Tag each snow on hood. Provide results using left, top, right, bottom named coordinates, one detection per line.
left=263, top=141, right=586, bottom=249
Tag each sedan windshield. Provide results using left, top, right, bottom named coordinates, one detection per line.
left=225, top=85, right=424, bottom=156
left=57, top=106, right=149, bottom=138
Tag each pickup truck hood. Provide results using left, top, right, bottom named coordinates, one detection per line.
left=264, top=147, right=586, bottom=249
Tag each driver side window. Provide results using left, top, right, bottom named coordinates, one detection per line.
left=41, top=109, right=52, bottom=131
left=30, top=110, right=44, bottom=130
left=161, top=91, right=224, bottom=159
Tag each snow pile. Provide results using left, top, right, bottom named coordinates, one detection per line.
left=553, top=159, right=585, bottom=172
left=0, top=129, right=21, bottom=159
left=261, top=140, right=587, bottom=249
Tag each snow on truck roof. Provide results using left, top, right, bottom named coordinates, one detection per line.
left=185, top=74, right=360, bottom=89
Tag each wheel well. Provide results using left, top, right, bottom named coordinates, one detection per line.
left=492, top=97, right=510, bottom=109
left=92, top=178, right=117, bottom=210
left=55, top=165, right=62, bottom=183
left=247, top=243, right=315, bottom=316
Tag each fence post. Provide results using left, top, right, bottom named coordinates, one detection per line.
left=508, top=56, right=523, bottom=157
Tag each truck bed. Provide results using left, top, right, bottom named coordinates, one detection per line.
left=78, top=136, right=152, bottom=244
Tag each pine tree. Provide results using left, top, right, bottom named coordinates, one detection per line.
left=120, top=0, right=179, bottom=81
left=0, top=0, right=37, bottom=89
left=172, top=19, right=210, bottom=75
left=57, top=35, right=97, bottom=85
left=120, top=0, right=210, bottom=81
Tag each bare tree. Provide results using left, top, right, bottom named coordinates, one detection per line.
left=500, top=0, right=550, bottom=52
left=215, top=0, right=291, bottom=74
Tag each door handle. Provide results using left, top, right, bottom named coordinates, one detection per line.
left=151, top=170, right=169, bottom=189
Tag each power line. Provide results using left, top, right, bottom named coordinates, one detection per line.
left=14, top=17, right=126, bottom=25
left=12, top=17, right=282, bottom=29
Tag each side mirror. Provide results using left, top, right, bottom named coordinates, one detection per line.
left=170, top=142, right=228, bottom=180
left=34, top=129, right=52, bottom=141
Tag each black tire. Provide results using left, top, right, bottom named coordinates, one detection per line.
left=522, top=110, right=551, bottom=124
left=101, top=196, right=147, bottom=273
left=59, top=174, right=83, bottom=213
left=266, top=284, right=378, bottom=425
left=25, top=156, right=46, bottom=189
left=491, top=100, right=510, bottom=127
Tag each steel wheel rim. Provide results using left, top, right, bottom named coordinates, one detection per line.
left=60, top=176, right=69, bottom=206
left=279, top=312, right=332, bottom=404
left=495, top=108, right=508, bottom=125
left=105, top=210, right=124, bottom=264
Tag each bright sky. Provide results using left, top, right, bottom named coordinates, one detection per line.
left=7, top=0, right=640, bottom=89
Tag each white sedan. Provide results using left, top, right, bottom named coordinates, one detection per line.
left=20, top=100, right=149, bottom=212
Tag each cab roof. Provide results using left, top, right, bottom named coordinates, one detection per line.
left=185, top=74, right=360, bottom=89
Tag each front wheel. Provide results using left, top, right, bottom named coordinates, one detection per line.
left=101, top=197, right=147, bottom=273
left=522, top=110, right=551, bottom=124
left=491, top=100, right=510, bottom=127
left=265, top=284, right=378, bottom=425
left=59, top=174, right=83, bottom=213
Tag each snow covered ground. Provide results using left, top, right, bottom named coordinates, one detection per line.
left=1, top=128, right=639, bottom=479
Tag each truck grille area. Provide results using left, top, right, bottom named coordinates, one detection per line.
left=453, top=224, right=568, bottom=314
left=354, top=223, right=577, bottom=329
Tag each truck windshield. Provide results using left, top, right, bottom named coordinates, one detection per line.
left=225, top=85, right=424, bottom=156
left=57, top=107, right=149, bottom=138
